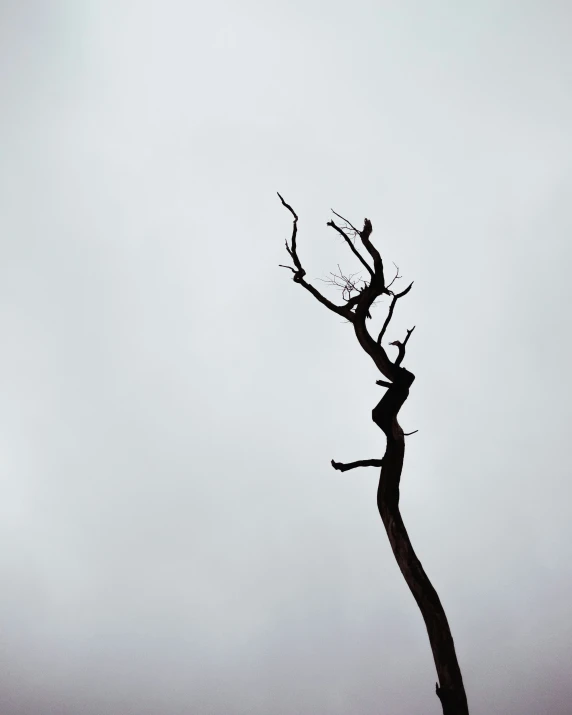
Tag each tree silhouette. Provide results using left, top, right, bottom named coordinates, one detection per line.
left=279, top=194, right=469, bottom=715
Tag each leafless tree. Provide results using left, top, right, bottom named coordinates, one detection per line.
left=278, top=194, right=469, bottom=715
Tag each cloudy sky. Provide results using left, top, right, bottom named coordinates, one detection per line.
left=1, top=1, right=571, bottom=713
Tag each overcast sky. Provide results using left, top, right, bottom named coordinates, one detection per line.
left=1, top=1, right=571, bottom=713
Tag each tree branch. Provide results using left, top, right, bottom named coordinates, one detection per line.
left=390, top=326, right=416, bottom=367
left=327, top=218, right=374, bottom=277
left=359, top=218, right=385, bottom=287
left=403, top=326, right=415, bottom=348
left=319, top=265, right=366, bottom=302
left=278, top=193, right=353, bottom=320
left=377, top=281, right=414, bottom=345
left=330, top=209, right=360, bottom=236
left=353, top=314, right=397, bottom=380
left=278, top=199, right=406, bottom=379
left=331, top=458, right=383, bottom=472
left=386, top=262, right=401, bottom=291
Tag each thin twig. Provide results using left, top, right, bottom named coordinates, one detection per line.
left=330, top=209, right=360, bottom=236
left=386, top=262, right=401, bottom=292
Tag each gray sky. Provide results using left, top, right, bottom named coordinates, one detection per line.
left=1, top=1, right=571, bottom=713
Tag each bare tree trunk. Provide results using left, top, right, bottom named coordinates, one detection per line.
left=278, top=195, right=470, bottom=714
left=373, top=371, right=469, bottom=715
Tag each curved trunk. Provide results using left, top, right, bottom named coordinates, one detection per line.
left=374, top=369, right=469, bottom=715
left=278, top=197, right=469, bottom=713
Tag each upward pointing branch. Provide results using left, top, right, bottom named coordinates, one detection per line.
left=377, top=282, right=414, bottom=345
left=359, top=218, right=385, bottom=287
left=278, top=194, right=406, bottom=382
left=390, top=326, right=416, bottom=366
left=278, top=193, right=353, bottom=320
left=327, top=218, right=374, bottom=277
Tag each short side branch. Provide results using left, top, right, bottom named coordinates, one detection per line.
left=331, top=458, right=383, bottom=472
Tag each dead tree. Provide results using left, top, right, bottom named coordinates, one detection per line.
left=278, top=194, right=469, bottom=715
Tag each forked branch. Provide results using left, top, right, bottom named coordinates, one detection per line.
left=278, top=194, right=404, bottom=381
left=377, top=282, right=414, bottom=345
left=278, top=193, right=353, bottom=320
left=390, top=326, right=416, bottom=367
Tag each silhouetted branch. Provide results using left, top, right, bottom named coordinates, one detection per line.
left=319, top=264, right=366, bottom=302
left=278, top=193, right=353, bottom=320
left=279, top=264, right=297, bottom=273
left=377, top=281, right=414, bottom=345
left=403, top=326, right=415, bottom=348
left=330, top=209, right=360, bottom=236
left=327, top=217, right=374, bottom=277
left=359, top=218, right=384, bottom=285
left=278, top=197, right=405, bottom=378
left=386, top=262, right=401, bottom=292
left=390, top=326, right=416, bottom=367
left=331, top=458, right=384, bottom=472
left=404, top=430, right=419, bottom=436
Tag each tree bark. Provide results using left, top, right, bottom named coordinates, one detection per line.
left=373, top=367, right=469, bottom=715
